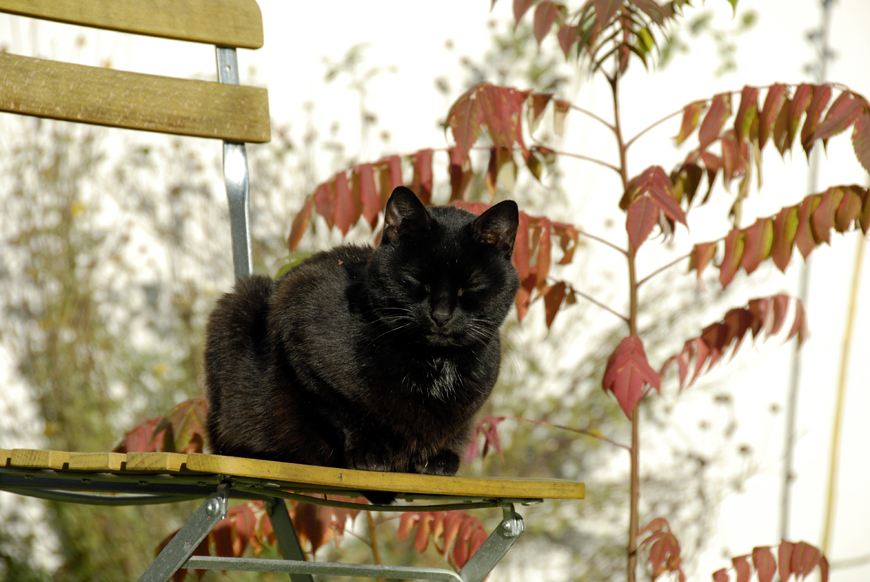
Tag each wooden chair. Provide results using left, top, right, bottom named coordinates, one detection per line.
left=0, top=2, right=584, bottom=581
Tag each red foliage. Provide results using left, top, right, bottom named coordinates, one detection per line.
left=114, top=397, right=207, bottom=454
left=465, top=416, right=506, bottom=463
left=660, top=295, right=806, bottom=391
left=639, top=518, right=685, bottom=582
left=397, top=510, right=488, bottom=571
left=711, top=540, right=828, bottom=582
left=691, top=185, right=870, bottom=287
left=602, top=336, right=660, bottom=418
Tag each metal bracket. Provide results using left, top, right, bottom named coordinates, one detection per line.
left=458, top=504, right=525, bottom=582
left=137, top=482, right=229, bottom=582
left=216, top=46, right=253, bottom=280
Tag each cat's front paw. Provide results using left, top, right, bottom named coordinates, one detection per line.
left=414, top=450, right=460, bottom=476
left=346, top=450, right=392, bottom=473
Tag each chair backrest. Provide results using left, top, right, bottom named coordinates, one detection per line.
left=0, top=0, right=270, bottom=279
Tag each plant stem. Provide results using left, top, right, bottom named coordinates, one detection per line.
left=507, top=416, right=631, bottom=451
left=553, top=149, right=622, bottom=174
left=610, top=71, right=640, bottom=582
left=624, top=108, right=684, bottom=149
left=366, top=511, right=385, bottom=582
left=568, top=103, right=616, bottom=131
left=822, top=235, right=864, bottom=554
left=637, top=252, right=693, bottom=287
left=570, top=286, right=629, bottom=323
left=577, top=229, right=628, bottom=255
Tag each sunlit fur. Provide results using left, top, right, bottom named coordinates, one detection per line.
left=205, top=188, right=519, bottom=502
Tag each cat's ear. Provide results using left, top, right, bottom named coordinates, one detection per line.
left=383, top=187, right=430, bottom=243
left=473, top=200, right=519, bottom=256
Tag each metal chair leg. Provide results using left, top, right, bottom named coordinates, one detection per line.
left=137, top=483, right=229, bottom=582
left=267, top=497, right=315, bottom=582
left=458, top=504, right=525, bottom=582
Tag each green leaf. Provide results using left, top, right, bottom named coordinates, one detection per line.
left=726, top=0, right=738, bottom=16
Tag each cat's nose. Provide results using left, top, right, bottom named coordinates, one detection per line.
left=430, top=303, right=454, bottom=327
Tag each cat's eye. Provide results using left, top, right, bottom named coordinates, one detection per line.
left=403, top=273, right=429, bottom=295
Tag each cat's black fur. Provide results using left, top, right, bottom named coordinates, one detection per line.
left=204, top=187, right=519, bottom=501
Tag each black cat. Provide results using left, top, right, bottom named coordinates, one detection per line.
left=204, top=187, right=519, bottom=499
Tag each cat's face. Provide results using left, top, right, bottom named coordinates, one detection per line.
left=367, top=187, right=520, bottom=349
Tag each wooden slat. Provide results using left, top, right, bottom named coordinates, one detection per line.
left=0, top=53, right=271, bottom=143
left=125, top=452, right=188, bottom=472
left=11, top=449, right=70, bottom=470
left=68, top=452, right=126, bottom=472
left=0, top=449, right=11, bottom=467
left=186, top=454, right=585, bottom=500
left=0, top=0, right=263, bottom=49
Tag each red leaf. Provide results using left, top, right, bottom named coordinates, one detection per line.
left=533, top=1, right=560, bottom=45
left=770, top=293, right=790, bottom=335
left=528, top=92, right=553, bottom=133
left=787, top=83, right=813, bottom=152
left=313, top=182, right=335, bottom=229
left=812, top=90, right=863, bottom=143
left=479, top=84, right=530, bottom=160
left=852, top=108, right=870, bottom=174
left=719, top=229, right=745, bottom=288
left=773, top=95, right=792, bottom=155
left=731, top=555, right=750, bottom=582
left=397, top=512, right=418, bottom=541
left=752, top=546, right=777, bottom=582
left=626, top=196, right=659, bottom=250
left=114, top=416, right=162, bottom=453
left=626, top=166, right=687, bottom=226
left=699, top=93, right=732, bottom=151
left=810, top=187, right=842, bottom=245
left=820, top=556, right=830, bottom=582
left=594, top=0, right=622, bottom=27
left=288, top=195, right=314, bottom=252
left=154, top=397, right=208, bottom=454
left=801, top=85, right=832, bottom=157
left=513, top=211, right=531, bottom=280
left=720, top=132, right=742, bottom=189
left=791, top=541, right=821, bottom=579
left=333, top=172, right=354, bottom=235
left=795, top=194, right=821, bottom=259
left=691, top=242, right=718, bottom=282
left=447, top=86, right=484, bottom=161
left=734, top=86, right=759, bottom=145
left=357, top=164, right=380, bottom=229
left=712, top=568, right=730, bottom=582
left=778, top=541, right=794, bottom=582
left=771, top=206, right=798, bottom=272
left=557, top=23, right=579, bottom=58
left=542, top=281, right=567, bottom=328
left=759, top=84, right=787, bottom=151
left=536, top=217, right=552, bottom=287
left=631, top=0, right=666, bottom=24
left=411, top=149, right=434, bottom=205
left=602, top=336, right=661, bottom=418
left=740, top=217, right=773, bottom=275
left=513, top=0, right=536, bottom=24
left=835, top=186, right=862, bottom=231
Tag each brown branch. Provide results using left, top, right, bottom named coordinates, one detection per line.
left=637, top=252, right=693, bottom=287
left=577, top=229, right=628, bottom=255
left=505, top=416, right=630, bottom=451
left=366, top=511, right=385, bottom=582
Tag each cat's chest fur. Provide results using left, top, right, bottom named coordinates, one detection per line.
left=205, top=187, right=520, bottom=491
